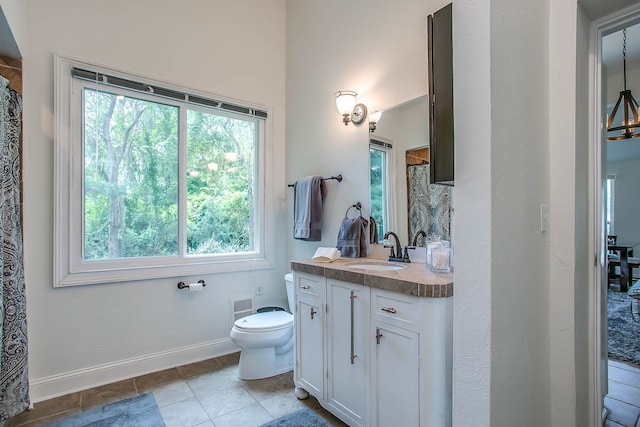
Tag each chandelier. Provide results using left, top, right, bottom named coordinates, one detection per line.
left=607, top=28, right=640, bottom=140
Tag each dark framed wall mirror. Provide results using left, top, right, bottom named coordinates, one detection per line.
left=368, top=2, right=453, bottom=248
left=369, top=95, right=452, bottom=248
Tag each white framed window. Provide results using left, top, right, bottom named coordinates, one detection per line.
left=54, top=56, right=273, bottom=286
left=369, top=137, right=394, bottom=242
left=606, top=174, right=616, bottom=236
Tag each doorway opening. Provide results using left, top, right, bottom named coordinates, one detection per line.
left=596, top=12, right=640, bottom=427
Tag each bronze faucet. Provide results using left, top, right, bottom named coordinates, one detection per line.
left=412, top=229, right=427, bottom=246
left=383, top=231, right=413, bottom=263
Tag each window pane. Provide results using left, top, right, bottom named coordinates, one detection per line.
left=186, top=110, right=256, bottom=255
left=370, top=147, right=387, bottom=242
left=607, top=177, right=615, bottom=235
left=83, top=88, right=179, bottom=260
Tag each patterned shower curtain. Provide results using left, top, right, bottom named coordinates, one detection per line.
left=407, top=163, right=451, bottom=242
left=0, top=75, right=29, bottom=422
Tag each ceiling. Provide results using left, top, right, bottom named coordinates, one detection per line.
left=579, top=0, right=639, bottom=23
left=602, top=23, right=640, bottom=72
left=0, top=8, right=20, bottom=59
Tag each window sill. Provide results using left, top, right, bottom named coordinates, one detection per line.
left=54, top=256, right=273, bottom=287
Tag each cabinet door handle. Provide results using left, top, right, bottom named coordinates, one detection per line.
left=300, top=285, right=310, bottom=290
left=310, top=307, right=317, bottom=319
left=350, top=290, right=357, bottom=364
left=375, top=328, right=383, bottom=344
left=381, top=307, right=397, bottom=314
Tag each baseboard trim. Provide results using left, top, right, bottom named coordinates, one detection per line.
left=29, top=338, right=239, bottom=403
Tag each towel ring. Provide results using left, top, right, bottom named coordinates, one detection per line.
left=345, top=202, right=363, bottom=218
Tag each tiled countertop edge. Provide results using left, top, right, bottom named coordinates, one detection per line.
left=290, top=259, right=453, bottom=298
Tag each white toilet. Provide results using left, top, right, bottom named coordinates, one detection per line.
left=230, top=273, right=295, bottom=380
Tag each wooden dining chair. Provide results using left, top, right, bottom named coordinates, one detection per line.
left=608, top=245, right=640, bottom=292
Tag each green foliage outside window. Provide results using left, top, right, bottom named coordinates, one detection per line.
left=370, top=147, right=386, bottom=242
left=82, top=88, right=256, bottom=260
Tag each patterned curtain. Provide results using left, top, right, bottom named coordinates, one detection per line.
left=407, top=163, right=451, bottom=242
left=0, top=75, right=29, bottom=422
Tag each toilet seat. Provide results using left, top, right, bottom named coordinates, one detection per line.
left=233, top=311, right=293, bottom=332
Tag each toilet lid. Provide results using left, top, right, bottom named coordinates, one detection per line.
left=234, top=311, right=293, bottom=332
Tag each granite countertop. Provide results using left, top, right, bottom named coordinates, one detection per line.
left=290, top=258, right=453, bottom=298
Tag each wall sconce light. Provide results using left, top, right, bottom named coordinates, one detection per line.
left=369, top=111, right=382, bottom=133
left=335, top=90, right=368, bottom=126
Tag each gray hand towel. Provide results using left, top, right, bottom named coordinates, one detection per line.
left=369, top=216, right=378, bottom=245
left=336, top=216, right=369, bottom=258
left=294, top=176, right=326, bottom=241
left=305, top=177, right=327, bottom=241
left=337, top=217, right=361, bottom=258
left=359, top=216, right=369, bottom=256
left=294, top=177, right=313, bottom=239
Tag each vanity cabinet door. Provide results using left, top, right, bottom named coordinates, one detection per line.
left=326, top=279, right=369, bottom=427
left=371, top=321, right=419, bottom=427
left=294, top=273, right=325, bottom=398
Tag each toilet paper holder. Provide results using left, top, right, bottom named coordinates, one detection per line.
left=177, top=279, right=206, bottom=290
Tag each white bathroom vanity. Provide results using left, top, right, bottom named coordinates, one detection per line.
left=291, top=258, right=453, bottom=427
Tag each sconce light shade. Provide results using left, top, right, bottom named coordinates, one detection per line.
left=369, top=110, right=382, bottom=133
left=335, top=90, right=357, bottom=125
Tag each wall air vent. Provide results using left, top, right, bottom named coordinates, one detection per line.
left=230, top=295, right=254, bottom=328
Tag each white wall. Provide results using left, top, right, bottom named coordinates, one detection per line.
left=573, top=6, right=593, bottom=427
left=605, top=50, right=640, bottom=248
left=548, top=0, right=587, bottom=426
left=605, top=57, right=640, bottom=102
left=455, top=0, right=553, bottom=425
left=608, top=160, right=640, bottom=249
left=23, top=0, right=287, bottom=401
left=451, top=0, right=492, bottom=423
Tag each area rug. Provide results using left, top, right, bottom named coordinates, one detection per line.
left=43, top=393, right=165, bottom=427
left=608, top=290, right=640, bottom=365
left=260, top=408, right=329, bottom=427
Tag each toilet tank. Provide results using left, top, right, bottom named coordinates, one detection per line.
left=285, top=273, right=294, bottom=313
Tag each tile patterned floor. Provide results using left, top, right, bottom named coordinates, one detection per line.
left=7, top=352, right=346, bottom=427
left=606, top=359, right=640, bottom=427
left=17, top=354, right=640, bottom=426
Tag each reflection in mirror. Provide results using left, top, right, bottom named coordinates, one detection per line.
left=370, top=95, right=452, bottom=247
left=369, top=138, right=392, bottom=244
left=406, top=147, right=451, bottom=244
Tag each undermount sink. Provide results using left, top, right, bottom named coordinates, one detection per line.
left=347, top=262, right=408, bottom=271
